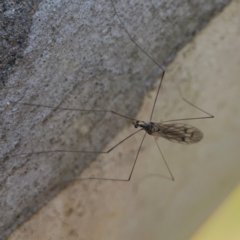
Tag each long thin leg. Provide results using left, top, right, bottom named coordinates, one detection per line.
left=109, top=0, right=164, bottom=72
left=9, top=101, right=139, bottom=122
left=10, top=129, right=142, bottom=156
left=109, top=0, right=165, bottom=122
left=163, top=87, right=214, bottom=123
left=81, top=132, right=147, bottom=181
left=154, top=137, right=174, bottom=181
left=127, top=132, right=146, bottom=181
left=150, top=70, right=165, bottom=121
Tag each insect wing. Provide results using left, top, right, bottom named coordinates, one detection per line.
left=156, top=123, right=203, bottom=144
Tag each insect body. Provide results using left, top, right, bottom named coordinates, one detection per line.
left=133, top=121, right=203, bottom=144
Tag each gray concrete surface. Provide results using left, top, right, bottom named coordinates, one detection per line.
left=0, top=0, right=40, bottom=85
left=0, top=0, right=231, bottom=239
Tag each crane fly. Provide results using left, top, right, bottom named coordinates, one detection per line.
left=4, top=0, right=214, bottom=182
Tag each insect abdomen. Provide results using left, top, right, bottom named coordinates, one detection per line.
left=154, top=123, right=203, bottom=144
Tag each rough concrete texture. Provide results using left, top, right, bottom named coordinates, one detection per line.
left=0, top=0, right=232, bottom=239
left=0, top=0, right=40, bottom=85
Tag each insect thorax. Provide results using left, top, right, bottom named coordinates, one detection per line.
left=133, top=121, right=162, bottom=135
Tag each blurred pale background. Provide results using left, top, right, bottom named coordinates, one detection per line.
left=192, top=183, right=240, bottom=240
left=8, top=0, right=240, bottom=239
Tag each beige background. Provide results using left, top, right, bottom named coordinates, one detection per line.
left=8, top=0, right=240, bottom=239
